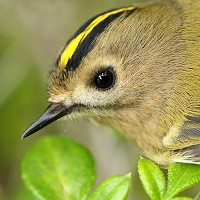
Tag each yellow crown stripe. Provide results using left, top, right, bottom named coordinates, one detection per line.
left=60, top=6, right=135, bottom=69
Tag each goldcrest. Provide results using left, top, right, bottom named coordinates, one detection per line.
left=22, top=0, right=200, bottom=167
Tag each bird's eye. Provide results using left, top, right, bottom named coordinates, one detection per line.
left=94, top=68, right=115, bottom=90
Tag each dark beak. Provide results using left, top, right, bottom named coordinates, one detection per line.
left=22, top=103, right=78, bottom=139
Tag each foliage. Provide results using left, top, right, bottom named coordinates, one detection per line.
left=21, top=136, right=131, bottom=200
left=21, top=136, right=200, bottom=200
left=138, top=158, right=200, bottom=200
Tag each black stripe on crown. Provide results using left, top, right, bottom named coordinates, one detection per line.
left=56, top=7, right=136, bottom=71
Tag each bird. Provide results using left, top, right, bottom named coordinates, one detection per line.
left=22, top=0, right=200, bottom=167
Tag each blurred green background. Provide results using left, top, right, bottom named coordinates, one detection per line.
left=0, top=0, right=199, bottom=199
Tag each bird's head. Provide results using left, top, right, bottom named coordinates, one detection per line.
left=22, top=3, right=181, bottom=139
left=22, top=7, right=142, bottom=138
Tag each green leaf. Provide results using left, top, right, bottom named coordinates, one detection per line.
left=171, top=197, right=193, bottom=200
left=88, top=173, right=131, bottom=200
left=138, top=158, right=166, bottom=200
left=21, top=136, right=96, bottom=200
left=165, top=163, right=200, bottom=200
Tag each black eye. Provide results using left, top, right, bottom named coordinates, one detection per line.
left=94, top=68, right=115, bottom=90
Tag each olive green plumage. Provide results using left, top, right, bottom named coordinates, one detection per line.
left=23, top=0, right=200, bottom=167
